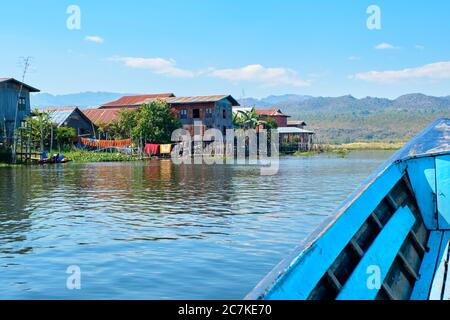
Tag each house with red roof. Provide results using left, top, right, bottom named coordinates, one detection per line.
left=97, top=93, right=240, bottom=136
left=255, top=109, right=290, bottom=127
left=166, top=95, right=239, bottom=135
left=100, top=93, right=175, bottom=109
left=232, top=106, right=315, bottom=152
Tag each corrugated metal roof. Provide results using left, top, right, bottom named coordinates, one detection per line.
left=82, top=108, right=125, bottom=124
left=40, top=107, right=94, bottom=127
left=101, top=93, right=175, bottom=107
left=232, top=107, right=253, bottom=113
left=47, top=109, right=76, bottom=127
left=277, top=127, right=314, bottom=134
left=0, top=77, right=40, bottom=92
left=42, top=107, right=78, bottom=112
left=166, top=95, right=240, bottom=106
left=288, top=120, right=307, bottom=126
left=256, top=109, right=290, bottom=117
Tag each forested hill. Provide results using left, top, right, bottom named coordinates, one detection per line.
left=240, top=94, right=450, bottom=144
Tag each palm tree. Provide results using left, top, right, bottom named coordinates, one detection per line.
left=26, top=110, right=52, bottom=152
left=236, top=108, right=266, bottom=129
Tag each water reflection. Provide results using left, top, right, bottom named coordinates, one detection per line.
left=0, top=151, right=393, bottom=299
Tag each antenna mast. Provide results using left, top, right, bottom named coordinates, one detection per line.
left=12, top=56, right=31, bottom=163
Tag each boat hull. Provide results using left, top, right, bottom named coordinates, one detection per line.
left=247, top=118, right=450, bottom=300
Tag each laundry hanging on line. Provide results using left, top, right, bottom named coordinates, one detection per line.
left=144, top=144, right=160, bottom=155
left=81, top=138, right=132, bottom=148
left=160, top=144, right=172, bottom=155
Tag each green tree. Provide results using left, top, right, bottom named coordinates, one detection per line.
left=232, top=112, right=245, bottom=128
left=133, top=99, right=181, bottom=143
left=117, top=108, right=138, bottom=139
left=264, top=117, right=278, bottom=130
left=55, top=126, right=76, bottom=151
left=237, top=108, right=266, bottom=129
left=95, top=121, right=108, bottom=139
left=25, top=110, right=52, bottom=151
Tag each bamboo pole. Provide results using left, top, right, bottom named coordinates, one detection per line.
left=50, top=126, right=53, bottom=155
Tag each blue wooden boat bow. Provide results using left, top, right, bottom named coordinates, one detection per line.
left=246, top=118, right=450, bottom=300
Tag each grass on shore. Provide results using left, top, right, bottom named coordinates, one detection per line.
left=64, top=150, right=138, bottom=163
left=2, top=142, right=406, bottom=164
left=327, top=142, right=404, bottom=151
left=294, top=142, right=404, bottom=157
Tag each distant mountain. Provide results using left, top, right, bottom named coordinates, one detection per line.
left=32, top=91, right=450, bottom=115
left=31, top=92, right=130, bottom=108
left=239, top=94, right=313, bottom=108
left=239, top=93, right=450, bottom=143
left=239, top=93, right=450, bottom=116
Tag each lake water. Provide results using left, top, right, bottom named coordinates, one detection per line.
left=0, top=151, right=394, bottom=299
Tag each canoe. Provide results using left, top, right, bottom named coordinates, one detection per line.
left=39, top=154, right=72, bottom=164
left=246, top=118, right=450, bottom=300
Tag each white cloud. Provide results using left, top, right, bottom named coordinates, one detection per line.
left=348, top=56, right=361, bottom=61
left=110, top=56, right=195, bottom=78
left=415, top=44, right=425, bottom=50
left=351, top=61, right=450, bottom=83
left=109, top=58, right=310, bottom=86
left=374, top=42, right=397, bottom=50
left=208, top=64, right=310, bottom=87
left=85, top=35, right=104, bottom=44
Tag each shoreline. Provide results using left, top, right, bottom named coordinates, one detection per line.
left=294, top=142, right=403, bottom=157
left=0, top=142, right=404, bottom=165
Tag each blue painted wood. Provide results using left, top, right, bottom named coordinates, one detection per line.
left=443, top=238, right=450, bottom=300
left=436, top=156, right=450, bottom=229
left=264, top=164, right=405, bottom=300
left=410, top=231, right=443, bottom=300
left=429, top=232, right=450, bottom=300
left=407, top=158, right=437, bottom=230
left=336, top=206, right=416, bottom=300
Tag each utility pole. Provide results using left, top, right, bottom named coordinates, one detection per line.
left=12, top=57, right=31, bottom=163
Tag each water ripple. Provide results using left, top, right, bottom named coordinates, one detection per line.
left=0, top=151, right=393, bottom=299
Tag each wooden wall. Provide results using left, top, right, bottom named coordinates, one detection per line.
left=0, top=82, right=32, bottom=140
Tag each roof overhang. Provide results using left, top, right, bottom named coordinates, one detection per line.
left=0, top=78, right=40, bottom=92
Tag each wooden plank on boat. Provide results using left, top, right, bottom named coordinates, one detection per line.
left=436, top=156, right=450, bottom=229
left=336, top=206, right=416, bottom=300
left=406, top=157, right=437, bottom=230
left=410, top=231, right=443, bottom=300
left=264, top=164, right=405, bottom=300
left=429, top=232, right=450, bottom=300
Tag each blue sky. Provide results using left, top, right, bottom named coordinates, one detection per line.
left=1, top=0, right=449, bottom=98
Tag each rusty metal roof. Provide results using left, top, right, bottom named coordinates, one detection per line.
left=287, top=120, right=307, bottom=126
left=256, top=109, right=290, bottom=117
left=166, top=95, right=240, bottom=106
left=101, top=93, right=175, bottom=108
left=0, top=77, right=40, bottom=92
left=82, top=108, right=127, bottom=124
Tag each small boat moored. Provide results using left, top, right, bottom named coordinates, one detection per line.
left=39, top=152, right=72, bottom=164
left=246, top=118, right=450, bottom=300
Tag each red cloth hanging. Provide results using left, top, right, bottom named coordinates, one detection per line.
left=144, top=144, right=160, bottom=155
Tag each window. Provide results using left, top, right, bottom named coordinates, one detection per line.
left=205, top=108, right=212, bottom=118
left=222, top=109, right=227, bottom=119
left=180, top=109, right=188, bottom=119
left=18, top=97, right=26, bottom=111
left=193, top=109, right=200, bottom=119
